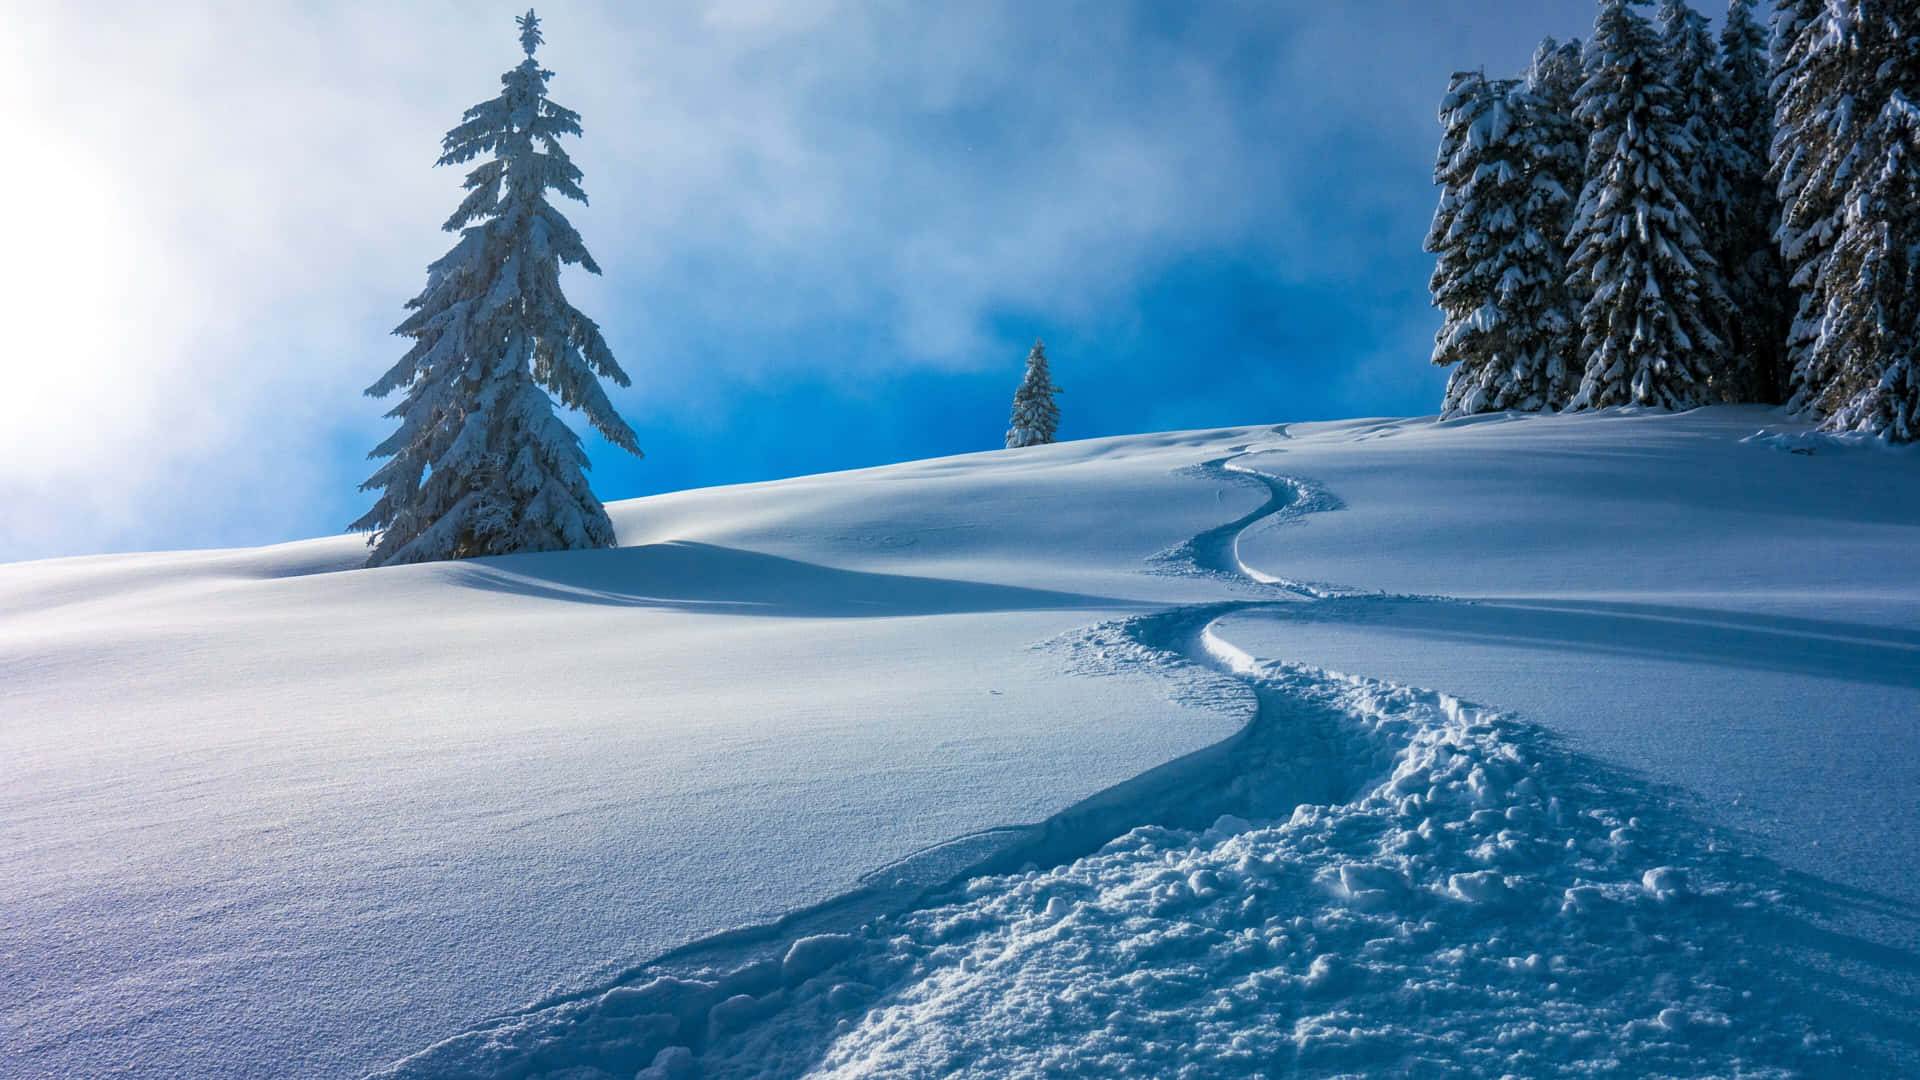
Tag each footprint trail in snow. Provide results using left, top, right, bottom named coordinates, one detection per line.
left=371, top=452, right=1901, bottom=1079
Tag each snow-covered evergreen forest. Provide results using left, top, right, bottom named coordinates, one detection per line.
left=1426, top=0, right=1918, bottom=439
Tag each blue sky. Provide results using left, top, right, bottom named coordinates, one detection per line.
left=3, top=0, right=1622, bottom=562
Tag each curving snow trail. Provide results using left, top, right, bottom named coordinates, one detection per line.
left=1148, top=454, right=1344, bottom=598
left=369, top=454, right=1910, bottom=1079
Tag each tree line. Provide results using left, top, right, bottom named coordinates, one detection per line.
left=1426, top=0, right=1918, bottom=440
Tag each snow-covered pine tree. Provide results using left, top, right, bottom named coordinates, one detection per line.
left=1797, top=2, right=1920, bottom=439
left=1770, top=0, right=1855, bottom=417
left=1426, top=70, right=1505, bottom=414
left=1656, top=0, right=1739, bottom=398
left=1564, top=0, right=1727, bottom=410
left=354, top=10, right=640, bottom=566
left=1716, top=0, right=1789, bottom=402
left=1526, top=37, right=1590, bottom=408
left=1528, top=37, right=1588, bottom=191
left=1654, top=1, right=1723, bottom=246
left=1529, top=36, right=1587, bottom=115
left=1425, top=69, right=1581, bottom=416
left=1005, top=339, right=1062, bottom=448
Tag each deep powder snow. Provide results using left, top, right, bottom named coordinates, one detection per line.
left=370, top=433, right=1918, bottom=1079
left=5, top=408, right=1916, bottom=1079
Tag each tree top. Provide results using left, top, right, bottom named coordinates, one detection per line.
left=517, top=9, right=543, bottom=56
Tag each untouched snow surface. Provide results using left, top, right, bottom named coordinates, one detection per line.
left=3, top=406, right=1918, bottom=1078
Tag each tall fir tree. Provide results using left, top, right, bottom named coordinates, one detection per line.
left=1716, top=0, right=1790, bottom=402
left=1425, top=68, right=1581, bottom=415
left=1427, top=70, right=1513, bottom=414
left=1656, top=0, right=1738, bottom=397
left=1795, top=3, right=1920, bottom=439
left=1527, top=37, right=1588, bottom=210
left=1005, top=339, right=1062, bottom=448
left=1770, top=0, right=1856, bottom=417
left=1654, top=1, right=1723, bottom=241
left=1565, top=0, right=1727, bottom=410
left=354, top=10, right=640, bottom=566
left=1526, top=37, right=1591, bottom=406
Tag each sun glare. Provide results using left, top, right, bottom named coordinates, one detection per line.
left=0, top=136, right=132, bottom=464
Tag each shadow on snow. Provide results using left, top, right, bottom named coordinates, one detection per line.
left=1260, top=595, right=1920, bottom=691
left=446, top=540, right=1135, bottom=618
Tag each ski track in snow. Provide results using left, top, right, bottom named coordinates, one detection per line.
left=369, top=453, right=1909, bottom=1080
left=1145, top=454, right=1345, bottom=599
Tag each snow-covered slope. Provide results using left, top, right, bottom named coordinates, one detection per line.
left=2, top=406, right=1916, bottom=1079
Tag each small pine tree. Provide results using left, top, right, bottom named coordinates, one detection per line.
left=1565, top=0, right=1727, bottom=410
left=1426, top=68, right=1582, bottom=415
left=354, top=10, right=641, bottom=566
left=1005, top=339, right=1062, bottom=448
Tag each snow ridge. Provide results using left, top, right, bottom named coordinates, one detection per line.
left=367, top=456, right=1895, bottom=1079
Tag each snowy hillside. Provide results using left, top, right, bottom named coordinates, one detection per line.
left=3, top=406, right=1917, bottom=1078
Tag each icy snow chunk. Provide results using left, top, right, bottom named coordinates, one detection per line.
left=1466, top=764, right=1497, bottom=806
left=781, top=933, right=858, bottom=985
left=707, top=992, right=778, bottom=1035
left=1326, top=861, right=1404, bottom=912
left=599, top=976, right=717, bottom=1021
left=1337, top=862, right=1401, bottom=895
left=827, top=981, right=875, bottom=1011
left=1187, top=868, right=1224, bottom=899
left=714, top=958, right=782, bottom=1000
left=1505, top=952, right=1551, bottom=976
left=1641, top=866, right=1690, bottom=902
left=1202, top=814, right=1254, bottom=842
left=1446, top=869, right=1511, bottom=905
left=635, top=1045, right=693, bottom=1080
left=1561, top=884, right=1607, bottom=916
left=1301, top=953, right=1347, bottom=995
